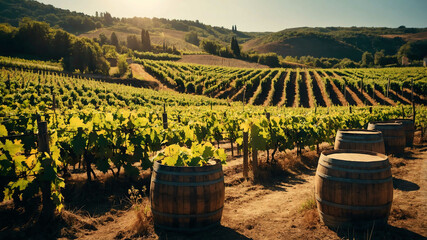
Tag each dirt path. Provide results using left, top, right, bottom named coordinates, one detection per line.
left=53, top=139, right=427, bottom=240
left=285, top=71, right=297, bottom=107
left=389, top=89, right=411, bottom=105
left=345, top=86, right=364, bottom=106
left=374, top=89, right=397, bottom=106
left=130, top=64, right=168, bottom=90
left=269, top=71, right=287, bottom=107
left=309, top=71, right=328, bottom=107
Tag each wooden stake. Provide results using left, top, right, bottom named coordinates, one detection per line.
left=38, top=121, right=54, bottom=222
left=387, top=78, right=390, bottom=98
left=162, top=112, right=168, bottom=129
left=411, top=78, right=415, bottom=123
left=38, top=121, right=49, bottom=153
left=243, top=132, right=248, bottom=179
left=252, top=148, right=258, bottom=179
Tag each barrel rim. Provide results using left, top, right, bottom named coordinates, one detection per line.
left=368, top=121, right=403, bottom=126
left=321, top=149, right=388, bottom=162
left=153, top=160, right=222, bottom=172
left=387, top=118, right=414, bottom=122
left=337, top=129, right=382, bottom=133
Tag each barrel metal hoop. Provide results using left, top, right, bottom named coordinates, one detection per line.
left=316, top=195, right=392, bottom=210
left=320, top=158, right=388, bottom=168
left=336, top=138, right=383, bottom=144
left=153, top=168, right=222, bottom=176
left=152, top=176, right=224, bottom=186
left=318, top=211, right=388, bottom=228
left=154, top=221, right=221, bottom=232
left=319, top=161, right=391, bottom=174
left=152, top=207, right=223, bottom=218
left=316, top=172, right=392, bottom=184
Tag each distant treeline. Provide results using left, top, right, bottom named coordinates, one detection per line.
left=0, top=19, right=109, bottom=74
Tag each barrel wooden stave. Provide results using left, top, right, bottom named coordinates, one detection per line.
left=150, top=161, right=225, bottom=232
left=367, top=122, right=405, bottom=154
left=334, top=129, right=385, bottom=154
left=389, top=119, right=414, bottom=147
left=315, top=150, right=393, bottom=229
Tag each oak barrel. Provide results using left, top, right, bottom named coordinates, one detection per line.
left=315, top=150, right=393, bottom=229
left=334, top=129, right=385, bottom=154
left=388, top=119, right=414, bottom=147
left=150, top=161, right=225, bottom=232
left=367, top=122, right=405, bottom=154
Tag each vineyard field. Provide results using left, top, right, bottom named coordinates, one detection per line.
left=0, top=64, right=426, bottom=239
left=138, top=59, right=427, bottom=107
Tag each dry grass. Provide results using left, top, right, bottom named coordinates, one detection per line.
left=132, top=204, right=153, bottom=237
left=177, top=54, right=269, bottom=68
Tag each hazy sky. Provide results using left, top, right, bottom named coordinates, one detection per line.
left=38, top=0, right=427, bottom=32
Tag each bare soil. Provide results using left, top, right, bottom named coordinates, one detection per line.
left=0, top=136, right=426, bottom=240
left=178, top=55, right=269, bottom=69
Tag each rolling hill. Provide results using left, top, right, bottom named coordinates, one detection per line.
left=1, top=0, right=427, bottom=62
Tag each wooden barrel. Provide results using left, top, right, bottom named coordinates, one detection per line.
left=150, top=161, right=225, bottom=232
left=334, top=129, right=385, bottom=154
left=388, top=119, right=414, bottom=147
left=315, top=150, right=393, bottom=229
left=367, top=122, right=405, bottom=154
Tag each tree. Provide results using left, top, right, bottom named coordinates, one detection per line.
left=361, top=51, right=374, bottom=67
left=103, top=12, right=113, bottom=25
left=141, top=29, right=151, bottom=51
left=110, top=32, right=119, bottom=49
left=15, top=19, right=50, bottom=57
left=127, top=35, right=140, bottom=51
left=398, top=40, right=427, bottom=61
left=117, top=55, right=128, bottom=76
left=257, top=53, right=280, bottom=67
left=230, top=37, right=240, bottom=57
left=51, top=29, right=72, bottom=60
left=199, top=39, right=221, bottom=55
left=185, top=31, right=200, bottom=46
left=98, top=33, right=108, bottom=46
left=374, top=50, right=385, bottom=66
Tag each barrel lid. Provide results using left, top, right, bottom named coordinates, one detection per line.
left=321, top=149, right=388, bottom=165
left=328, top=153, right=384, bottom=162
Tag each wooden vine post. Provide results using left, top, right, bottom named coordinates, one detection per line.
left=252, top=147, right=258, bottom=179
left=369, top=106, right=373, bottom=114
left=38, top=121, right=54, bottom=222
left=411, top=78, right=415, bottom=124
left=162, top=104, right=168, bottom=129
left=386, top=78, right=390, bottom=98
left=243, top=131, right=249, bottom=179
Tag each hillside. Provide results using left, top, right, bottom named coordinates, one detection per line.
left=243, top=27, right=427, bottom=61
left=1, top=0, right=427, bottom=62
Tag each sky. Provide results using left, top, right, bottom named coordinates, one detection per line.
left=37, top=0, right=427, bottom=32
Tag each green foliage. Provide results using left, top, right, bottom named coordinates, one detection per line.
left=361, top=51, right=374, bottom=67
left=141, top=29, right=151, bottom=51
left=64, top=37, right=110, bottom=74
left=102, top=45, right=118, bottom=59
left=153, top=143, right=226, bottom=167
left=185, top=31, right=200, bottom=46
left=230, top=37, right=240, bottom=57
left=398, top=40, right=427, bottom=61
left=110, top=32, right=119, bottom=49
left=374, top=50, right=385, bottom=66
left=127, top=34, right=141, bottom=51
left=200, top=39, right=221, bottom=55
left=133, top=51, right=181, bottom=61
left=117, top=55, right=128, bottom=76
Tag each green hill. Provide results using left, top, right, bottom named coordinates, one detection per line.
left=1, top=0, right=426, bottom=62
left=243, top=27, right=427, bottom=61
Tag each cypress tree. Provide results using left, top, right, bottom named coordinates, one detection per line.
left=231, top=37, right=240, bottom=57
